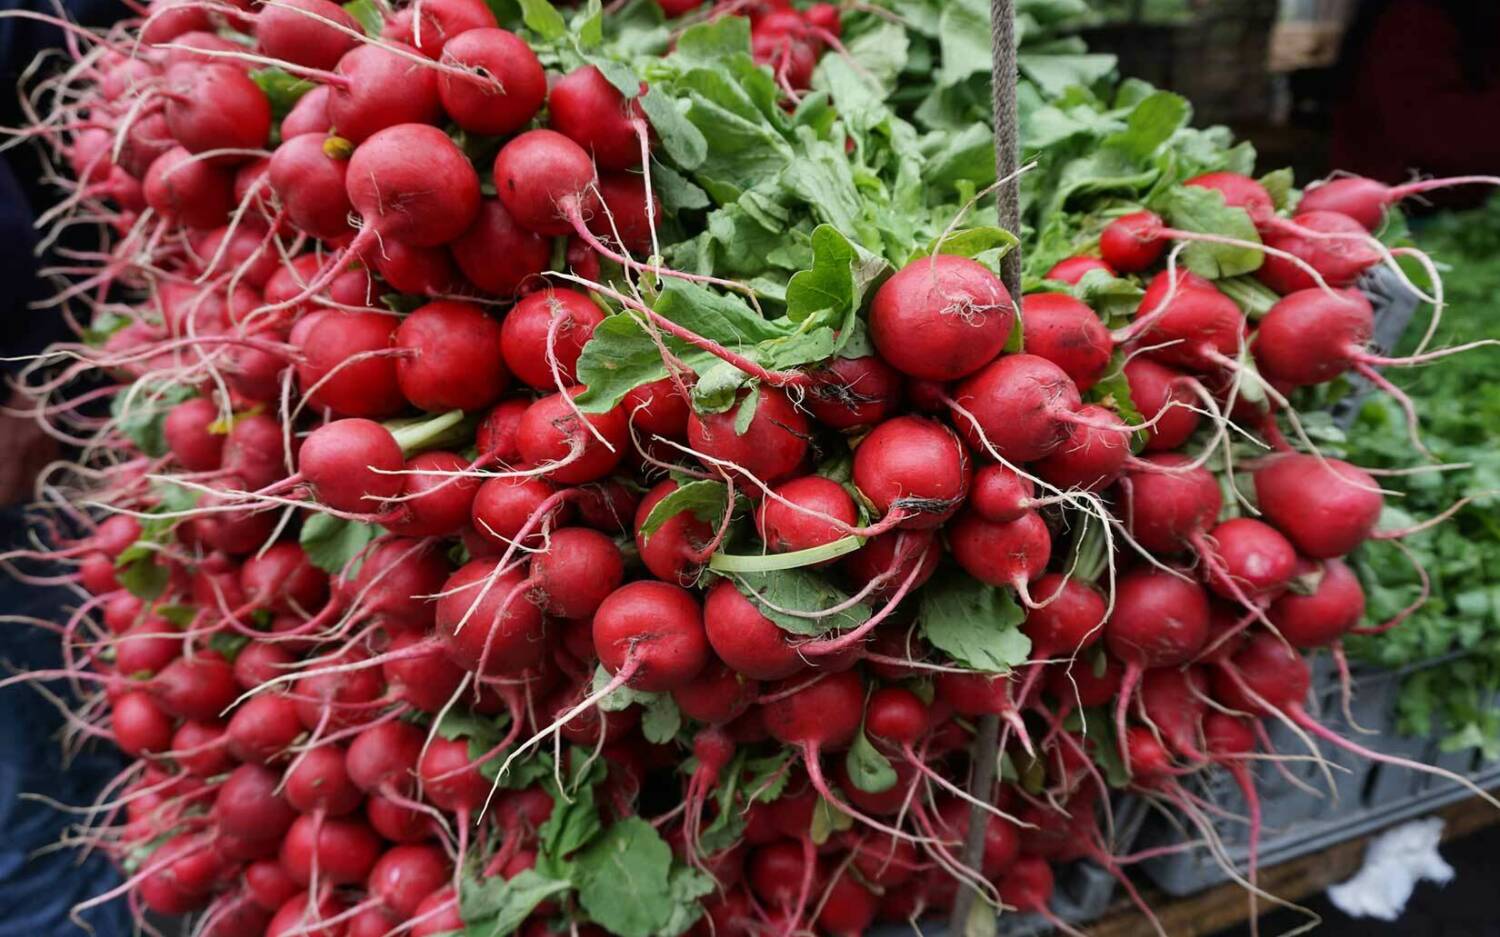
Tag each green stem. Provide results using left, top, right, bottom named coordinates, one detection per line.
left=707, top=536, right=863, bottom=573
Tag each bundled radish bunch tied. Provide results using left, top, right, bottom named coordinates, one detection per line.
left=5, top=0, right=1497, bottom=935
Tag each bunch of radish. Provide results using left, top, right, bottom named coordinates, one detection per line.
left=5, top=0, right=1497, bottom=935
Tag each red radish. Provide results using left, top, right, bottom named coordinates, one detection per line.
left=818, top=870, right=879, bottom=937
left=1253, top=453, right=1381, bottom=558
left=226, top=693, right=303, bottom=763
left=947, top=509, right=1051, bottom=601
left=246, top=860, right=299, bottom=911
left=1124, top=358, right=1201, bottom=451
left=1138, top=666, right=1209, bottom=762
left=284, top=747, right=362, bottom=816
left=344, top=123, right=480, bottom=247
left=384, top=451, right=480, bottom=538
left=298, top=419, right=405, bottom=514
left=1032, top=403, right=1131, bottom=491
left=843, top=530, right=939, bottom=598
left=1268, top=558, right=1365, bottom=648
left=969, top=464, right=1035, bottom=523
left=592, top=580, right=709, bottom=692
left=1298, top=175, right=1500, bottom=230
left=869, top=254, right=1014, bottom=381
left=113, top=691, right=175, bottom=755
left=673, top=663, right=757, bottom=725
left=1185, top=171, right=1275, bottom=224
left=686, top=387, right=810, bottom=485
left=292, top=650, right=385, bottom=729
left=383, top=633, right=466, bottom=712
left=621, top=378, right=690, bottom=438
left=144, top=147, right=233, bottom=229
left=449, top=198, right=550, bottom=297
left=382, top=0, right=495, bottom=57
left=365, top=240, right=457, bottom=294
left=1257, top=211, right=1380, bottom=294
left=1118, top=454, right=1223, bottom=554
left=1023, top=574, right=1106, bottom=658
left=435, top=559, right=547, bottom=676
left=515, top=389, right=628, bottom=484
left=394, top=300, right=508, bottom=411
left=326, top=43, right=442, bottom=144
left=476, top=397, right=533, bottom=464
left=589, top=172, right=657, bottom=254
left=1106, top=568, right=1210, bottom=768
left=950, top=354, right=1081, bottom=464
left=530, top=528, right=624, bottom=620
left=471, top=475, right=565, bottom=547
left=1252, top=287, right=1378, bottom=387
left=492, top=129, right=601, bottom=236
left=346, top=721, right=424, bottom=796
left=1130, top=279, right=1245, bottom=372
left=499, top=289, right=604, bottom=390
left=163, top=64, right=271, bottom=157
left=703, top=579, right=804, bottom=681
left=254, top=0, right=361, bottom=70
left=294, top=311, right=405, bottom=418
left=1099, top=211, right=1167, bottom=272
left=279, top=814, right=382, bottom=885
left=438, top=28, right=546, bottom=135
left=1200, top=518, right=1298, bottom=600
left=756, top=476, right=857, bottom=554
left=281, top=85, right=331, bottom=137
left=151, top=653, right=237, bottom=721
left=215, top=764, right=298, bottom=842
left=1021, top=292, right=1113, bottom=390
left=853, top=416, right=971, bottom=529
left=805, top=356, right=902, bottom=429
left=1045, top=256, right=1114, bottom=284
left=548, top=65, right=646, bottom=170
left=366, top=845, right=451, bottom=918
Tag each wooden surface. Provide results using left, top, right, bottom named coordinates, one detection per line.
left=1087, top=792, right=1500, bottom=937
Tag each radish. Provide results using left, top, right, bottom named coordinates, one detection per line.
left=279, top=813, right=382, bottom=886
left=162, top=64, right=271, bottom=157
left=1105, top=569, right=1210, bottom=769
left=1184, top=171, right=1275, bottom=225
left=869, top=254, right=1014, bottom=381
left=591, top=580, right=709, bottom=692
left=298, top=419, right=405, bottom=514
left=703, top=579, right=805, bottom=681
left=384, top=451, right=481, bottom=537
left=225, top=693, right=303, bottom=763
left=756, top=475, right=857, bottom=555
left=1045, top=256, right=1114, bottom=284
left=950, top=353, right=1082, bottom=464
left=621, top=378, right=691, bottom=438
left=1020, top=292, right=1112, bottom=390
left=215, top=764, right=299, bottom=843
left=499, top=289, right=604, bottom=390
left=1256, top=211, right=1380, bottom=294
left=163, top=397, right=224, bottom=471
left=492, top=129, right=600, bottom=236
left=1299, top=174, right=1500, bottom=231
left=394, top=300, right=508, bottom=412
left=344, top=123, right=480, bottom=247
left=805, top=356, right=902, bottom=429
left=817, top=870, right=879, bottom=937
left=1129, top=278, right=1245, bottom=373
left=1032, top=403, right=1131, bottom=492
left=281, top=85, right=331, bottom=137
left=144, top=147, right=234, bottom=229
left=673, top=664, right=757, bottom=725
left=254, top=0, right=361, bottom=70
left=1123, top=358, right=1201, bottom=451
left=1252, top=453, right=1381, bottom=558
left=294, top=311, right=405, bottom=418
left=381, top=0, right=495, bottom=57
left=1118, top=454, right=1223, bottom=554
left=589, top=172, right=658, bottom=255
left=437, top=29, right=546, bottom=135
left=686, top=387, right=810, bottom=485
left=113, top=690, right=176, bottom=755
left=969, top=463, right=1036, bottom=523
left=853, top=416, right=970, bottom=529
left=326, top=43, right=442, bottom=144
left=283, top=747, right=362, bottom=816
left=843, top=530, right=939, bottom=599
left=548, top=65, right=647, bottom=170
left=1022, top=574, right=1106, bottom=660
left=1268, top=557, right=1365, bottom=648
left=1099, top=211, right=1166, bottom=272
left=1199, top=518, right=1297, bottom=601
left=947, top=509, right=1051, bottom=603
left=435, top=559, right=547, bottom=676
left=528, top=527, right=624, bottom=620
left=449, top=198, right=550, bottom=297
left=471, top=475, right=566, bottom=548
left=515, top=389, right=628, bottom=484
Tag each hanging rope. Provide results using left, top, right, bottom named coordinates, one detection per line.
left=948, top=1, right=1020, bottom=932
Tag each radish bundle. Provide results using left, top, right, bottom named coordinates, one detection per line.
left=5, top=0, right=1496, bottom=935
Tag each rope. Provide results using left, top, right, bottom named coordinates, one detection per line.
left=948, top=2, right=1020, bottom=933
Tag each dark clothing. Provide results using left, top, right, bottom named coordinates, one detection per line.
left=1331, top=0, right=1500, bottom=193
left=1, top=1, right=132, bottom=934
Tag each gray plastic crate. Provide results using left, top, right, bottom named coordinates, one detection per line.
left=1136, top=657, right=1500, bottom=896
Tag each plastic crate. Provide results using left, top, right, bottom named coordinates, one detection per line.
left=1136, top=658, right=1500, bottom=896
